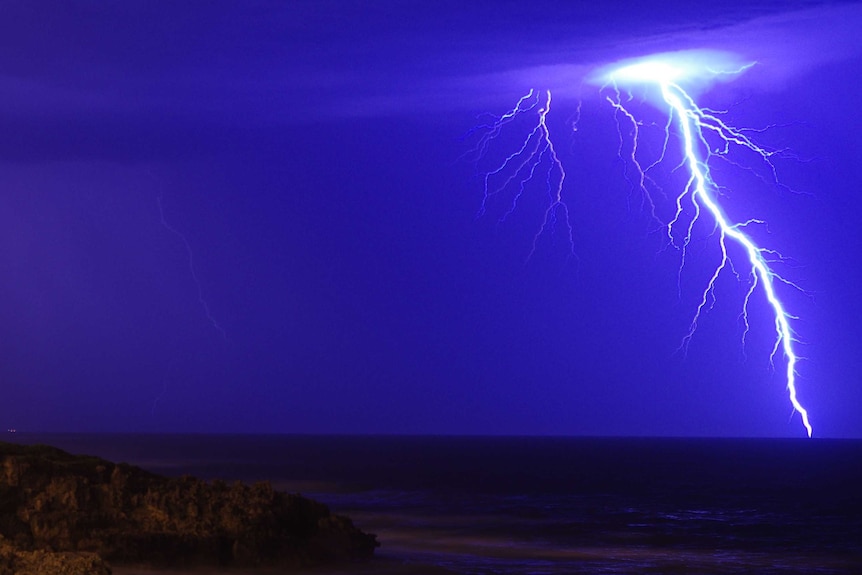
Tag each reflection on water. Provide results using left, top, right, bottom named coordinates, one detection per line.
left=324, top=493, right=861, bottom=574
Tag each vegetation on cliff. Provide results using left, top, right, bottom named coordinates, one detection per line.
left=0, top=441, right=378, bottom=572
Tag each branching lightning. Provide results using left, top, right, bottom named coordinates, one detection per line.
left=471, top=50, right=813, bottom=437
left=469, top=89, right=574, bottom=259
left=602, top=54, right=811, bottom=437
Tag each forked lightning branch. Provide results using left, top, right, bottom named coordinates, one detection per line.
left=470, top=50, right=813, bottom=437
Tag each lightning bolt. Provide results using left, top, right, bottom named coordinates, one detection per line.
left=471, top=51, right=813, bottom=437
left=469, top=89, right=574, bottom=259
left=602, top=54, right=812, bottom=437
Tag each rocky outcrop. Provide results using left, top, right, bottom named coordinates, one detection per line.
left=0, top=536, right=111, bottom=575
left=0, top=442, right=378, bottom=570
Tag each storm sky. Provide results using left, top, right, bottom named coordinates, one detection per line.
left=2, top=0, right=862, bottom=437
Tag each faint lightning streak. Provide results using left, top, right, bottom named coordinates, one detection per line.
left=151, top=380, right=168, bottom=416
left=157, top=195, right=227, bottom=340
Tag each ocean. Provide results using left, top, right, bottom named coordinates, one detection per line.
left=10, top=434, right=862, bottom=574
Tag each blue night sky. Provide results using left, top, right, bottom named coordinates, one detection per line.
left=2, top=1, right=861, bottom=437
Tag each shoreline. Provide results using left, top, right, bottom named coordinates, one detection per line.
left=6, top=434, right=862, bottom=574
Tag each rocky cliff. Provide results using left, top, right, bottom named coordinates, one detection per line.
left=0, top=441, right=378, bottom=572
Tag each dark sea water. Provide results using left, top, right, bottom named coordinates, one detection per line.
left=10, top=434, right=862, bottom=574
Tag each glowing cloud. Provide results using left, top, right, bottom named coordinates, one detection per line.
left=591, top=50, right=756, bottom=102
